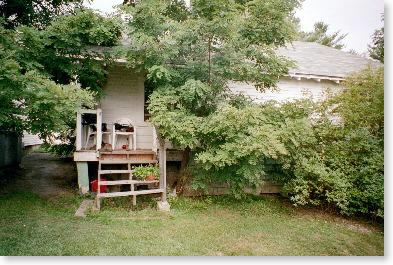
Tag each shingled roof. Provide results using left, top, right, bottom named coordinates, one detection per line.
left=277, top=41, right=382, bottom=79
left=89, top=40, right=382, bottom=80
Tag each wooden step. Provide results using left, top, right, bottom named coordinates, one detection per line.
left=99, top=170, right=133, bottom=174
left=99, top=159, right=158, bottom=164
left=99, top=150, right=156, bottom=155
left=99, top=180, right=159, bottom=185
left=97, top=189, right=164, bottom=198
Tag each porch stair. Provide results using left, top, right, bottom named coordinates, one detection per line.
left=95, top=150, right=160, bottom=210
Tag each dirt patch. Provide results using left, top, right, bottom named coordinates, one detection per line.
left=1, top=152, right=77, bottom=198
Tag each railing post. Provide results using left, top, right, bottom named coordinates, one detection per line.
left=76, top=111, right=82, bottom=151
left=152, top=126, right=158, bottom=154
left=159, top=138, right=167, bottom=201
left=96, top=109, right=102, bottom=151
left=157, top=132, right=170, bottom=211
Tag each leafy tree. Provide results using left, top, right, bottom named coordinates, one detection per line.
left=188, top=67, right=384, bottom=218
left=0, top=0, right=84, bottom=29
left=298, top=21, right=347, bottom=50
left=368, top=16, right=384, bottom=63
left=122, top=0, right=300, bottom=191
left=271, top=67, right=384, bottom=218
left=0, top=9, right=121, bottom=149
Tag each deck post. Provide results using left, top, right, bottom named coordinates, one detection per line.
left=76, top=162, right=89, bottom=194
left=157, top=132, right=170, bottom=211
left=76, top=111, right=82, bottom=151
left=152, top=126, right=158, bottom=154
left=96, top=109, right=102, bottom=151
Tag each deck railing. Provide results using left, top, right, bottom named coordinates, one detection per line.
left=76, top=108, right=102, bottom=151
left=76, top=109, right=159, bottom=154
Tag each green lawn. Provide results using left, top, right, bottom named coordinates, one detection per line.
left=0, top=192, right=384, bottom=256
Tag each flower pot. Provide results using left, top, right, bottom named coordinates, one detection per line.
left=146, top=175, right=156, bottom=181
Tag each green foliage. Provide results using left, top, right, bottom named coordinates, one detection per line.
left=124, top=0, right=297, bottom=91
left=332, top=67, right=384, bottom=134
left=152, top=66, right=383, bottom=219
left=368, top=16, right=384, bottom=63
left=0, top=9, right=121, bottom=149
left=125, top=0, right=383, bottom=219
left=297, top=21, right=347, bottom=50
left=139, top=0, right=299, bottom=149
left=0, top=0, right=84, bottom=29
left=133, top=165, right=160, bottom=180
left=137, top=0, right=296, bottom=196
left=15, top=9, right=122, bottom=92
left=272, top=68, right=384, bottom=218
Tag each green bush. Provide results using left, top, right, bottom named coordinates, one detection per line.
left=189, top=67, right=384, bottom=219
left=133, top=165, right=160, bottom=180
left=275, top=67, right=384, bottom=218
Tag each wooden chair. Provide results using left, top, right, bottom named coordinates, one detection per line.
left=112, top=118, right=136, bottom=150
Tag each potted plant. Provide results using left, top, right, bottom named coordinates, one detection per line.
left=133, top=165, right=160, bottom=181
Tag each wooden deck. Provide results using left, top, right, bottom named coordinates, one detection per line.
left=74, top=149, right=183, bottom=162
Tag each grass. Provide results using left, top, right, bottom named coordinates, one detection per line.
left=0, top=192, right=384, bottom=256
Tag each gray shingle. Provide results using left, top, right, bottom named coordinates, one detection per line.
left=277, top=41, right=382, bottom=78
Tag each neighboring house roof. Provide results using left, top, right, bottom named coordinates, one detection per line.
left=22, top=132, right=43, bottom=147
left=95, top=40, right=382, bottom=81
left=229, top=42, right=383, bottom=103
left=277, top=41, right=382, bottom=80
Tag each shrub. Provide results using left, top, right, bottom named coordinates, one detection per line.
left=190, top=68, right=384, bottom=219
left=133, top=165, right=160, bottom=180
left=275, top=67, right=384, bottom=218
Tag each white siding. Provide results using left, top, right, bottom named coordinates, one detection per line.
left=99, top=65, right=154, bottom=150
left=22, top=132, right=43, bottom=147
left=228, top=77, right=342, bottom=103
left=100, top=65, right=145, bottom=123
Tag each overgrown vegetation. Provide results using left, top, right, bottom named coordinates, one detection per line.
left=124, top=0, right=384, bottom=219
left=124, top=0, right=299, bottom=188
left=0, top=8, right=121, bottom=148
left=1, top=0, right=384, bottom=221
left=0, top=0, right=84, bottom=29
left=0, top=192, right=384, bottom=255
left=193, top=68, right=383, bottom=219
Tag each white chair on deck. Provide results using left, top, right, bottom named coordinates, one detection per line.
left=84, top=124, right=111, bottom=149
left=112, top=118, right=136, bottom=150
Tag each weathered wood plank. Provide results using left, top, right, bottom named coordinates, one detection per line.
left=97, top=189, right=164, bottom=198
left=158, top=134, right=167, bottom=202
left=76, top=112, right=82, bottom=151
left=99, top=170, right=134, bottom=174
left=152, top=126, right=158, bottom=154
left=100, top=180, right=159, bottom=185
left=99, top=159, right=158, bottom=164
left=74, top=151, right=98, bottom=161
left=75, top=199, right=94, bottom=217
left=79, top=109, right=97, bottom=114
left=96, top=108, right=102, bottom=151
left=99, top=150, right=156, bottom=155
